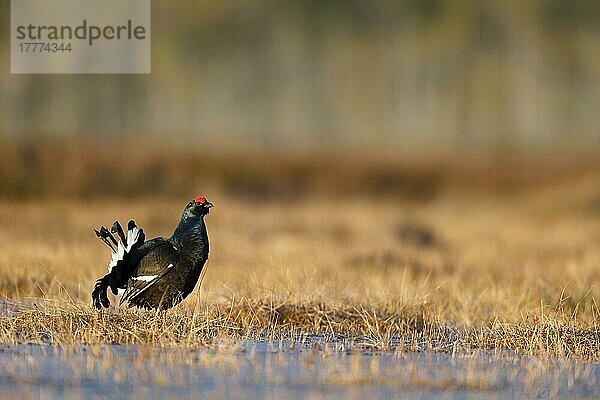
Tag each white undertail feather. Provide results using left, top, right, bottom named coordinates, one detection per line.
left=108, top=243, right=125, bottom=272
left=107, top=225, right=141, bottom=272
left=126, top=227, right=140, bottom=251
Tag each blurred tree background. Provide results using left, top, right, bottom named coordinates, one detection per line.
left=1, top=0, right=600, bottom=156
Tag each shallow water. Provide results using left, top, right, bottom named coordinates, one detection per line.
left=1, top=340, right=598, bottom=399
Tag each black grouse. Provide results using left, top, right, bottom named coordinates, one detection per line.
left=92, top=196, right=213, bottom=310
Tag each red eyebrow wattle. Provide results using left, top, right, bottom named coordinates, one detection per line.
left=195, top=196, right=206, bottom=203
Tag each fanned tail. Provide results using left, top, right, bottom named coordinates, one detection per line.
left=92, top=219, right=145, bottom=309
left=105, top=220, right=145, bottom=273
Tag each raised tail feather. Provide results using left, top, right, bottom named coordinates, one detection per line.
left=111, top=221, right=127, bottom=247
left=92, top=220, right=145, bottom=309
left=94, top=226, right=117, bottom=252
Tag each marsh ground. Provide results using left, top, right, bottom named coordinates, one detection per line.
left=1, top=341, right=599, bottom=399
left=0, top=148, right=599, bottom=397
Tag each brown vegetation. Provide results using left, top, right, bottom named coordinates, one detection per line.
left=0, top=144, right=599, bottom=360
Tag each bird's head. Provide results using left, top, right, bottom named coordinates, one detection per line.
left=184, top=196, right=214, bottom=217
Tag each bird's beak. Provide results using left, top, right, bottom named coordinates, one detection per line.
left=205, top=201, right=214, bottom=208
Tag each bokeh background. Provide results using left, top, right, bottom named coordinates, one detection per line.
left=2, top=1, right=600, bottom=156
left=1, top=1, right=600, bottom=245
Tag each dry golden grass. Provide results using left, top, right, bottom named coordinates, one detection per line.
left=1, top=166, right=600, bottom=360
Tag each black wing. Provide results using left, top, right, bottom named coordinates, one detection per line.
left=119, top=239, right=180, bottom=306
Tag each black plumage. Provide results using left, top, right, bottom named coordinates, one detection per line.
left=92, top=197, right=213, bottom=310
left=111, top=221, right=127, bottom=246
